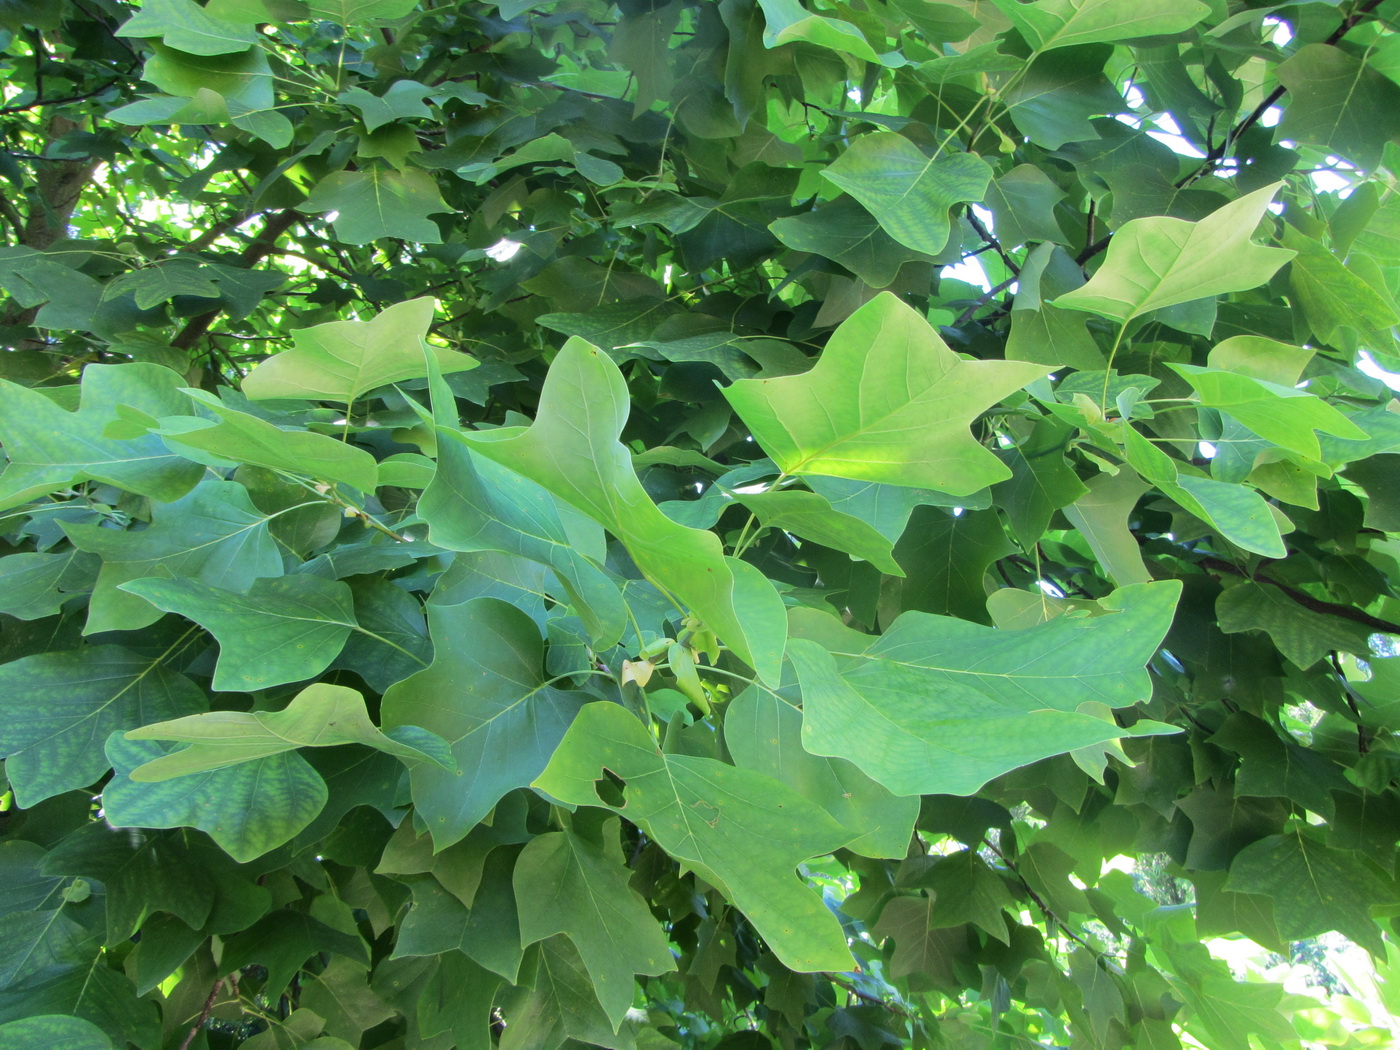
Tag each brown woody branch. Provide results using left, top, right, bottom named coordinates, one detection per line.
left=1077, top=0, right=1388, bottom=263
left=1196, top=555, right=1400, bottom=635
left=171, top=209, right=299, bottom=352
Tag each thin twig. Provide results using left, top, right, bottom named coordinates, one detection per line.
left=952, top=276, right=1017, bottom=326
left=965, top=206, right=1019, bottom=277
left=177, top=978, right=224, bottom=1050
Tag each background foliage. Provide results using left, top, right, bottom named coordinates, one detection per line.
left=3, top=0, right=1400, bottom=1047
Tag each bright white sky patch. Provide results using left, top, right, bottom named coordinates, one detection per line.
left=486, top=237, right=523, bottom=262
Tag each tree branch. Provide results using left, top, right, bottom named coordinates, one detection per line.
left=1196, top=555, right=1400, bottom=635
left=171, top=209, right=299, bottom=353
left=965, top=206, right=1019, bottom=276
left=1180, top=0, right=1386, bottom=187
left=177, top=978, right=224, bottom=1050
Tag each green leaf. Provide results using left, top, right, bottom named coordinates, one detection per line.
left=1216, top=582, right=1373, bottom=669
left=871, top=896, right=963, bottom=988
left=393, top=847, right=526, bottom=982
left=992, top=417, right=1088, bottom=549
left=300, top=169, right=452, bottom=244
left=534, top=701, right=854, bottom=972
left=298, top=957, right=395, bottom=1044
left=498, top=937, right=625, bottom=1050
left=307, top=0, right=417, bottom=22
left=735, top=488, right=903, bottom=575
left=221, top=910, right=370, bottom=998
left=155, top=390, right=379, bottom=492
left=0, top=906, right=159, bottom=1047
left=1280, top=224, right=1400, bottom=343
left=103, top=260, right=222, bottom=307
left=1004, top=46, right=1127, bottom=150
left=888, top=507, right=1014, bottom=623
left=0, top=646, right=206, bottom=806
left=118, top=575, right=357, bottom=691
left=102, top=734, right=329, bottom=863
left=513, top=815, right=674, bottom=1024
left=460, top=339, right=786, bottom=683
left=0, top=550, right=99, bottom=621
left=1227, top=829, right=1387, bottom=955
left=787, top=581, right=1181, bottom=795
left=769, top=197, right=933, bottom=288
left=0, top=364, right=203, bottom=511
left=1060, top=471, right=1152, bottom=586
left=117, top=0, right=258, bottom=55
left=725, top=686, right=919, bottom=859
left=1055, top=184, right=1293, bottom=323
left=40, top=823, right=214, bottom=943
left=242, top=297, right=476, bottom=404
left=1275, top=44, right=1400, bottom=170
left=1121, top=425, right=1288, bottom=558
left=65, top=478, right=284, bottom=635
left=1170, top=364, right=1367, bottom=461
left=756, top=0, right=885, bottom=63
left=984, top=164, right=1067, bottom=247
left=992, top=0, right=1208, bottom=52
left=420, top=434, right=626, bottom=647
left=339, top=81, right=432, bottom=133
left=821, top=135, right=992, bottom=255
left=0, top=1016, right=112, bottom=1050
left=143, top=42, right=274, bottom=111
left=124, top=682, right=451, bottom=780
left=382, top=598, right=591, bottom=848
left=335, top=576, right=433, bottom=691
left=724, top=292, right=1049, bottom=494
left=904, top=848, right=1015, bottom=943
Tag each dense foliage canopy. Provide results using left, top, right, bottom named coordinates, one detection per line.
left=4, top=0, right=1400, bottom=1047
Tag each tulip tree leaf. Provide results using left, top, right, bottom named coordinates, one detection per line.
left=756, top=0, right=884, bottom=63
left=769, top=197, right=933, bottom=287
left=498, top=937, right=622, bottom=1050
left=382, top=598, right=592, bottom=848
left=734, top=488, right=904, bottom=576
left=0, top=905, right=158, bottom=1047
left=0, top=550, right=100, bottom=621
left=1120, top=424, right=1288, bottom=558
left=300, top=169, right=453, bottom=245
left=116, top=0, right=259, bottom=55
left=1227, top=830, right=1388, bottom=955
left=0, top=646, right=206, bottom=806
left=460, top=338, right=786, bottom=683
left=102, top=734, right=329, bottom=864
left=64, top=478, right=285, bottom=636
left=534, top=701, right=854, bottom=972
left=0, top=1015, right=113, bottom=1050
left=512, top=816, right=674, bottom=1024
left=787, top=581, right=1182, bottom=796
left=0, top=365, right=203, bottom=511
left=1275, top=44, right=1400, bottom=171
left=1055, top=184, right=1293, bottom=323
left=725, top=686, right=919, bottom=859
left=1216, top=582, right=1374, bottom=669
left=154, top=390, right=380, bottom=493
left=242, top=297, right=476, bottom=404
left=118, top=575, right=358, bottom=691
left=821, top=135, right=993, bottom=255
left=419, top=435, right=626, bottom=647
left=39, top=822, right=214, bottom=944
left=1280, top=224, right=1400, bottom=343
left=724, top=292, right=1049, bottom=495
left=992, top=0, right=1209, bottom=53
left=124, top=682, right=452, bottom=781
left=1170, top=364, right=1367, bottom=461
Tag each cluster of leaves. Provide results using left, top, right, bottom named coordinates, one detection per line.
left=4, top=0, right=1400, bottom=1048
